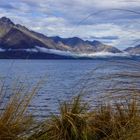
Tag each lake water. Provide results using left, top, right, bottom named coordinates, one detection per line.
left=0, top=57, right=140, bottom=119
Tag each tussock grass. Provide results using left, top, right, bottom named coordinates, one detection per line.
left=30, top=94, right=140, bottom=140
left=0, top=89, right=140, bottom=140
left=0, top=82, right=40, bottom=140
left=30, top=95, right=89, bottom=140
left=88, top=99, right=140, bottom=140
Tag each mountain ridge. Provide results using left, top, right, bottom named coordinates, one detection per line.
left=124, top=44, right=140, bottom=55
left=0, top=16, right=138, bottom=59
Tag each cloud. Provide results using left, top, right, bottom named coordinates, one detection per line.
left=0, top=0, right=139, bottom=49
left=0, top=4, right=15, bottom=10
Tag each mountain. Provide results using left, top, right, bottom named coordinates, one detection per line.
left=49, top=36, right=121, bottom=53
left=125, top=45, right=140, bottom=55
left=0, top=17, right=14, bottom=38
left=0, top=17, right=122, bottom=59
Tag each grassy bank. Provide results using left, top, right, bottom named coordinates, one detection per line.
left=30, top=95, right=140, bottom=140
left=0, top=83, right=140, bottom=140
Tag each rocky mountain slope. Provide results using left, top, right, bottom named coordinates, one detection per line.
left=125, top=45, right=140, bottom=55
left=0, top=16, right=122, bottom=59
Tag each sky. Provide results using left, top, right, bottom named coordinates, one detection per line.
left=0, top=0, right=140, bottom=49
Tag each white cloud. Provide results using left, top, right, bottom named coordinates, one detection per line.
left=0, top=0, right=140, bottom=49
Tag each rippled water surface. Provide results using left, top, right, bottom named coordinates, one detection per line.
left=0, top=57, right=140, bottom=119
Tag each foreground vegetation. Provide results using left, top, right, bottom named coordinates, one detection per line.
left=1, top=60, right=140, bottom=140
left=0, top=82, right=140, bottom=140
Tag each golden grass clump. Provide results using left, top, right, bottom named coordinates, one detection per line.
left=88, top=99, right=140, bottom=140
left=29, top=93, right=140, bottom=140
left=0, top=82, right=39, bottom=140
left=0, top=88, right=140, bottom=140
left=30, top=95, right=89, bottom=140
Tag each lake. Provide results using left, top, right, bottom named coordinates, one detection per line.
left=0, top=57, right=140, bottom=119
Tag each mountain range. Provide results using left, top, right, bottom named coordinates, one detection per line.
left=0, top=17, right=139, bottom=59
left=124, top=44, right=140, bottom=55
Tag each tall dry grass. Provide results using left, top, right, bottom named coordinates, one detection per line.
left=30, top=93, right=140, bottom=140
left=0, top=86, right=140, bottom=140
left=30, top=95, right=89, bottom=140
left=0, top=81, right=41, bottom=140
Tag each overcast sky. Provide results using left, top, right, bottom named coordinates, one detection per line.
left=0, top=0, right=140, bottom=49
